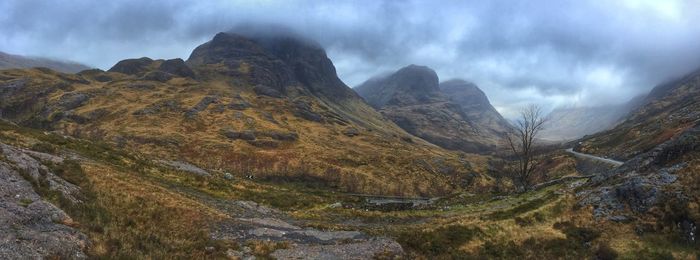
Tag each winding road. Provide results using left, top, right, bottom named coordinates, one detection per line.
left=565, top=148, right=624, bottom=167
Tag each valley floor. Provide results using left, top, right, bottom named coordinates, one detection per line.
left=0, top=120, right=698, bottom=259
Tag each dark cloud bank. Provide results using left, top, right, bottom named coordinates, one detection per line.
left=2, top=0, right=699, bottom=117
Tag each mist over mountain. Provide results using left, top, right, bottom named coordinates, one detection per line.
left=540, top=95, right=645, bottom=141
left=0, top=51, right=90, bottom=73
left=3, top=1, right=700, bottom=116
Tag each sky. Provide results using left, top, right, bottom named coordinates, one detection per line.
left=2, top=0, right=700, bottom=118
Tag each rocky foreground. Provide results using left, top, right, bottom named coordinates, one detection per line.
left=0, top=143, right=88, bottom=259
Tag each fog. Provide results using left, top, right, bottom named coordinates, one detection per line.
left=2, top=0, right=699, bottom=118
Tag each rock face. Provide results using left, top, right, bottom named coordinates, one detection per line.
left=357, top=65, right=442, bottom=108
left=0, top=143, right=88, bottom=259
left=355, top=65, right=504, bottom=153
left=187, top=31, right=359, bottom=100
left=0, top=51, right=90, bottom=73
left=440, top=79, right=511, bottom=139
left=158, top=58, right=195, bottom=78
left=108, top=57, right=195, bottom=80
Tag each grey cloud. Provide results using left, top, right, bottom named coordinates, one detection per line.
left=1, top=0, right=699, bottom=118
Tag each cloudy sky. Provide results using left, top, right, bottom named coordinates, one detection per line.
left=2, top=0, right=699, bottom=117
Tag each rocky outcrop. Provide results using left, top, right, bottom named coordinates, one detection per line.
left=57, top=92, right=90, bottom=110
left=0, top=143, right=88, bottom=258
left=578, top=124, right=700, bottom=219
left=108, top=57, right=195, bottom=81
left=158, top=58, right=195, bottom=78
left=185, top=96, right=219, bottom=118
left=108, top=57, right=154, bottom=75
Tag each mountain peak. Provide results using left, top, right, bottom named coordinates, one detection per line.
left=187, top=31, right=356, bottom=100
left=439, top=79, right=488, bottom=106
left=392, top=64, right=440, bottom=93
left=355, top=64, right=440, bottom=108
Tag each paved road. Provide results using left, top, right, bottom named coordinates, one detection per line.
left=565, top=148, right=624, bottom=167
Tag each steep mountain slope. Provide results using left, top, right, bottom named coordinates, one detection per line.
left=577, top=68, right=700, bottom=160
left=0, top=32, right=490, bottom=196
left=439, top=79, right=511, bottom=139
left=0, top=51, right=90, bottom=73
left=573, top=68, right=700, bottom=247
left=355, top=65, right=503, bottom=153
left=540, top=96, right=645, bottom=141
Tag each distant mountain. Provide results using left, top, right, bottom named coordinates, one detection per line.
left=540, top=96, right=644, bottom=141
left=0, top=51, right=90, bottom=73
left=355, top=65, right=505, bottom=153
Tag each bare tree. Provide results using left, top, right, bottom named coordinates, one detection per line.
left=504, top=104, right=547, bottom=191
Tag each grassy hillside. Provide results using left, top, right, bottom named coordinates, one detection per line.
left=0, top=65, right=489, bottom=197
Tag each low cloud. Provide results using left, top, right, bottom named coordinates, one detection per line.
left=2, top=0, right=699, bottom=118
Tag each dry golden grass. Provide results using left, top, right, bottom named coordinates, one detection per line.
left=0, top=68, right=493, bottom=196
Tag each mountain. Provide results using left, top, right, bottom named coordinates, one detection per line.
left=574, top=67, right=700, bottom=242
left=577, top=67, right=700, bottom=160
left=439, top=79, right=511, bottom=139
left=0, top=32, right=490, bottom=197
left=540, top=96, right=645, bottom=141
left=0, top=51, right=90, bottom=73
left=355, top=65, right=505, bottom=153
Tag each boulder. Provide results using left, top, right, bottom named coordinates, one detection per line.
left=158, top=58, right=195, bottom=78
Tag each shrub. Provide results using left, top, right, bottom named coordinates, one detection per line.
left=31, top=142, right=57, bottom=153
left=596, top=243, right=619, bottom=260
left=553, top=221, right=600, bottom=242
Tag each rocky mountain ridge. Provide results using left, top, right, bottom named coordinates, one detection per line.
left=355, top=65, right=508, bottom=153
